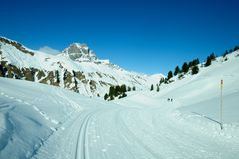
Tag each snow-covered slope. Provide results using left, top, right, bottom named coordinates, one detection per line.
left=0, top=78, right=79, bottom=158
left=0, top=50, right=239, bottom=159
left=0, top=37, right=162, bottom=97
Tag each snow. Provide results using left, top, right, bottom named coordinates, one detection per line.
left=0, top=37, right=162, bottom=97
left=0, top=50, right=239, bottom=158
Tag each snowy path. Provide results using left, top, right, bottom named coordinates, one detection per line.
left=33, top=96, right=239, bottom=159
left=0, top=77, right=239, bottom=159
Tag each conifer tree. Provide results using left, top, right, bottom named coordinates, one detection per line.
left=159, top=78, right=165, bottom=84
left=205, top=56, right=211, bottom=67
left=209, top=52, right=216, bottom=60
left=182, top=62, right=189, bottom=73
left=192, top=58, right=199, bottom=66
left=109, top=86, right=115, bottom=97
left=104, top=93, right=109, bottom=100
left=191, top=65, right=199, bottom=75
left=115, top=85, right=120, bottom=96
left=174, top=66, right=180, bottom=76
left=120, top=84, right=127, bottom=93
left=56, top=70, right=60, bottom=83
left=167, top=71, right=173, bottom=80
left=150, top=84, right=154, bottom=91
left=63, top=70, right=67, bottom=80
left=72, top=70, right=76, bottom=77
left=156, top=84, right=160, bottom=92
left=0, top=65, right=6, bottom=77
left=74, top=79, right=78, bottom=90
left=127, top=86, right=131, bottom=92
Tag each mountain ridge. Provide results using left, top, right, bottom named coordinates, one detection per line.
left=0, top=36, right=163, bottom=97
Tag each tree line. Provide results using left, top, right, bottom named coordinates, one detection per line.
left=104, top=84, right=136, bottom=101
left=161, top=57, right=201, bottom=85
left=165, top=45, right=239, bottom=83
left=150, top=44, right=239, bottom=91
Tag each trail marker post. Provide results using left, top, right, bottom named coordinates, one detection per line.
left=220, top=79, right=223, bottom=130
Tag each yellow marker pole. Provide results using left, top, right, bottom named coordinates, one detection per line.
left=220, top=79, right=223, bottom=130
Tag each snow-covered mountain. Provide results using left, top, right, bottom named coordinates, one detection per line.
left=0, top=50, right=238, bottom=159
left=0, top=37, right=162, bottom=97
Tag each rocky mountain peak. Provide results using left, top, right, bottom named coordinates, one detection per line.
left=63, top=43, right=97, bottom=62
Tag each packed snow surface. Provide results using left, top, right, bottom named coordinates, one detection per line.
left=0, top=51, right=239, bottom=159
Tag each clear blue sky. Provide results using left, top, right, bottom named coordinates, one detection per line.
left=0, top=0, right=238, bottom=75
